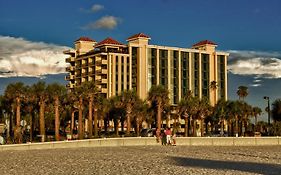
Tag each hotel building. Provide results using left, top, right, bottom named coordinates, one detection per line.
left=65, top=33, right=229, bottom=106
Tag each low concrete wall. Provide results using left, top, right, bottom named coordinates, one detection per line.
left=0, top=137, right=280, bottom=151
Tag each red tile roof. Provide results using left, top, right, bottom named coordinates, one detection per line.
left=127, top=33, right=150, bottom=40
left=192, top=40, right=217, bottom=47
left=95, top=37, right=125, bottom=47
left=75, top=37, right=96, bottom=42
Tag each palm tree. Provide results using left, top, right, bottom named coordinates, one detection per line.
left=237, top=86, right=248, bottom=101
left=178, top=98, right=189, bottom=137
left=109, top=96, right=126, bottom=136
left=46, top=83, right=67, bottom=141
left=252, top=106, right=262, bottom=131
left=227, top=100, right=243, bottom=136
left=133, top=100, right=148, bottom=136
left=178, top=94, right=202, bottom=137
left=22, top=86, right=37, bottom=142
left=197, top=97, right=212, bottom=136
left=148, top=85, right=169, bottom=131
left=32, top=81, right=48, bottom=142
left=119, top=90, right=141, bottom=135
left=214, top=99, right=228, bottom=136
left=240, top=102, right=252, bottom=136
left=210, top=80, right=218, bottom=105
left=97, top=97, right=110, bottom=135
left=80, top=81, right=98, bottom=138
left=4, top=82, right=27, bottom=127
left=271, top=99, right=281, bottom=122
left=71, top=85, right=85, bottom=140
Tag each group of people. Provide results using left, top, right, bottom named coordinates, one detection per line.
left=156, top=127, right=176, bottom=146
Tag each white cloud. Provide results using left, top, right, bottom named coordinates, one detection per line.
left=253, top=79, right=262, bottom=83
left=83, top=16, right=120, bottom=30
left=91, top=4, right=104, bottom=12
left=250, top=83, right=262, bottom=87
left=228, top=50, right=281, bottom=79
left=0, top=36, right=70, bottom=78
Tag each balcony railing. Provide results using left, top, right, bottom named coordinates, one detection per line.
left=65, top=74, right=75, bottom=80
left=66, top=66, right=74, bottom=72
left=66, top=83, right=74, bottom=89
left=66, top=57, right=75, bottom=63
left=82, top=72, right=88, bottom=77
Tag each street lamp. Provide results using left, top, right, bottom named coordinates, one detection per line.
left=263, top=96, right=270, bottom=125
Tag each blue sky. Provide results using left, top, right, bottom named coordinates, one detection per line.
left=1, top=0, right=281, bottom=121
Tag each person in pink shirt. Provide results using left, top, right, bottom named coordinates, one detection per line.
left=165, top=127, right=172, bottom=145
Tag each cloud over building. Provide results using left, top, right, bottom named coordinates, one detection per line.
left=0, top=36, right=69, bottom=78
left=91, top=4, right=104, bottom=13
left=83, top=16, right=121, bottom=30
left=228, top=50, right=281, bottom=79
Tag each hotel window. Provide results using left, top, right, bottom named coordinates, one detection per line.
left=132, top=47, right=138, bottom=91
left=218, top=55, right=226, bottom=100
left=121, top=56, right=124, bottom=92
left=115, top=56, right=119, bottom=95
left=127, top=56, right=130, bottom=90
left=159, top=49, right=168, bottom=88
left=148, top=48, right=157, bottom=91
left=193, top=53, right=199, bottom=97
left=172, top=50, right=179, bottom=104
left=201, top=54, right=209, bottom=98
left=181, top=51, right=189, bottom=97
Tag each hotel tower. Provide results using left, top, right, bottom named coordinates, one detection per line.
left=65, top=33, right=229, bottom=106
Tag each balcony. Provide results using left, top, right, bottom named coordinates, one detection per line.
left=88, top=62, right=95, bottom=67
left=101, top=79, right=108, bottom=84
left=66, top=57, right=75, bottom=63
left=89, top=71, right=95, bottom=76
left=82, top=63, right=88, bottom=68
left=66, top=66, right=74, bottom=72
left=96, top=69, right=108, bottom=75
left=63, top=49, right=75, bottom=56
left=65, top=74, right=75, bottom=81
left=101, top=59, right=107, bottom=65
left=76, top=73, right=82, bottom=78
left=101, top=88, right=108, bottom=93
left=66, top=83, right=75, bottom=89
left=81, top=72, right=88, bottom=77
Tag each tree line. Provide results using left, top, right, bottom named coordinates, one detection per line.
left=0, top=82, right=281, bottom=144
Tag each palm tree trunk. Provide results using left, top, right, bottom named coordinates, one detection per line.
left=255, top=116, right=257, bottom=132
left=221, top=117, right=224, bottom=136
left=78, top=96, right=83, bottom=140
left=16, top=97, right=21, bottom=127
left=39, top=100, right=45, bottom=142
left=193, top=118, right=197, bottom=137
left=136, top=117, right=140, bottom=137
left=30, top=113, right=33, bottom=142
left=114, top=119, right=119, bottom=136
left=71, top=110, right=75, bottom=137
left=104, top=115, right=108, bottom=134
left=184, top=115, right=188, bottom=137
left=94, top=108, right=98, bottom=137
left=200, top=118, right=204, bottom=137
left=88, top=97, right=93, bottom=138
left=55, top=96, right=60, bottom=141
left=235, top=115, right=239, bottom=136
left=157, top=101, right=162, bottom=131
left=126, top=104, right=132, bottom=135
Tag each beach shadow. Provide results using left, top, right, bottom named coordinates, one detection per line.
left=170, top=156, right=281, bottom=175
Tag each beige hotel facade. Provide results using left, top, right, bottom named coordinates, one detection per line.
left=65, top=33, right=229, bottom=106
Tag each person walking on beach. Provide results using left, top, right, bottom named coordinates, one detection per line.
left=165, top=127, right=172, bottom=145
left=161, top=130, right=166, bottom=145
